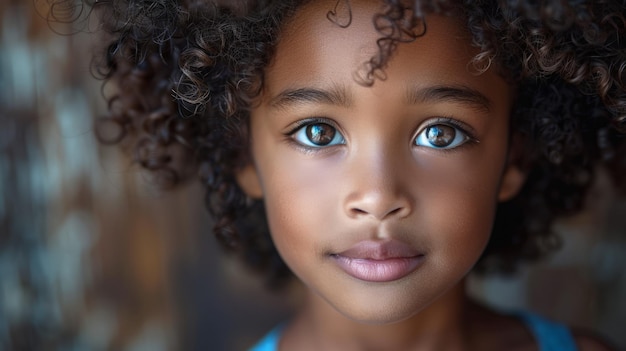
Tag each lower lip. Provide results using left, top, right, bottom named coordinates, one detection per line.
left=331, top=255, right=425, bottom=282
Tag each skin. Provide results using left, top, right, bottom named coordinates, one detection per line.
left=236, top=0, right=611, bottom=350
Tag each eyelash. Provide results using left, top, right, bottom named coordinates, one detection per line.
left=284, top=117, right=334, bottom=135
left=284, top=117, right=345, bottom=152
left=284, top=116, right=479, bottom=152
left=414, top=117, right=479, bottom=151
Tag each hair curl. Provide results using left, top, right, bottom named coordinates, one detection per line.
left=62, top=0, right=626, bottom=285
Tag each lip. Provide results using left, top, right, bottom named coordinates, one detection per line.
left=331, top=240, right=425, bottom=282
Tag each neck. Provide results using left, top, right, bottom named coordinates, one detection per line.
left=283, top=281, right=476, bottom=351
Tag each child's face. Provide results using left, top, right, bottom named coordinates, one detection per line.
left=239, top=0, right=523, bottom=323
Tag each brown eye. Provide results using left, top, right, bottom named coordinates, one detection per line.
left=292, top=122, right=345, bottom=147
left=306, top=124, right=335, bottom=145
left=415, top=124, right=469, bottom=149
left=292, top=121, right=345, bottom=148
left=426, top=125, right=455, bottom=147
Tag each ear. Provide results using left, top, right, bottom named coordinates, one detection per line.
left=497, top=134, right=528, bottom=202
left=497, top=164, right=526, bottom=201
left=235, top=163, right=263, bottom=199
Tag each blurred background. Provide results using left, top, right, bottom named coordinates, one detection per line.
left=1, top=1, right=625, bottom=350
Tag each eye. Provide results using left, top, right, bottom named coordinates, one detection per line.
left=415, top=124, right=470, bottom=149
left=292, top=122, right=345, bottom=147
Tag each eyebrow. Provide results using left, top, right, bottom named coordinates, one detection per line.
left=269, top=85, right=353, bottom=109
left=268, top=83, right=492, bottom=112
left=406, top=85, right=492, bottom=112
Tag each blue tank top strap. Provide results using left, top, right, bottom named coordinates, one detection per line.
left=249, top=313, right=578, bottom=351
left=516, top=311, right=578, bottom=351
left=248, top=325, right=283, bottom=351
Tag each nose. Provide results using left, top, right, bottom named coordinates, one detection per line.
left=343, top=148, right=414, bottom=221
left=346, top=191, right=412, bottom=220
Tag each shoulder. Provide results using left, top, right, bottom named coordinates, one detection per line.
left=517, top=311, right=617, bottom=351
left=572, top=330, right=617, bottom=351
left=479, top=307, right=615, bottom=351
left=249, top=325, right=283, bottom=351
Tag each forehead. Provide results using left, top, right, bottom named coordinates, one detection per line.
left=266, top=0, right=488, bottom=85
left=255, top=0, right=513, bottom=115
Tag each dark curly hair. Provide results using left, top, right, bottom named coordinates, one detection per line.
left=56, top=0, right=626, bottom=286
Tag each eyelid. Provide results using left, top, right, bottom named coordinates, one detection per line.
left=284, top=117, right=346, bottom=150
left=284, top=117, right=340, bottom=135
left=415, top=117, right=477, bottom=139
left=414, top=117, right=479, bottom=150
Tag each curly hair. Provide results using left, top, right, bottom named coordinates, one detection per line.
left=62, top=0, right=626, bottom=285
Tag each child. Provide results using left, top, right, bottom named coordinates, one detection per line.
left=83, top=0, right=625, bottom=349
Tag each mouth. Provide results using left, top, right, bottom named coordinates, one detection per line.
left=330, top=240, right=425, bottom=283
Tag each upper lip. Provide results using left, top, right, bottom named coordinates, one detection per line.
left=334, top=239, right=422, bottom=260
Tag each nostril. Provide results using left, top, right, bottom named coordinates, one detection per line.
left=351, top=208, right=368, bottom=216
left=345, top=193, right=413, bottom=220
left=349, top=206, right=406, bottom=219
left=387, top=207, right=402, bottom=216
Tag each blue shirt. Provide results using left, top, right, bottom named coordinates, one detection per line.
left=249, top=325, right=283, bottom=351
left=249, top=312, right=578, bottom=351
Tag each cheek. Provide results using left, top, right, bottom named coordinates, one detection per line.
left=258, top=155, right=342, bottom=274
left=425, top=186, right=496, bottom=268
left=416, top=146, right=507, bottom=266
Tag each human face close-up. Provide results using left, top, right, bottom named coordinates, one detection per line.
left=239, top=0, right=523, bottom=324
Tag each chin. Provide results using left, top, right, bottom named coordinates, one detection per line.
left=336, top=301, right=424, bottom=325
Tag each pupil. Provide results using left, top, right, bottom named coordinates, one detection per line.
left=426, top=125, right=455, bottom=147
left=307, top=124, right=335, bottom=145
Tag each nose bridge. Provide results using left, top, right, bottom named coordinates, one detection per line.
left=343, top=137, right=413, bottom=220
